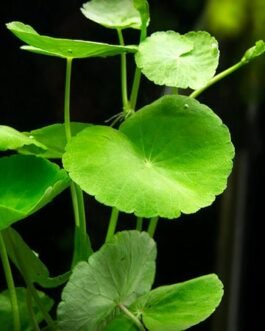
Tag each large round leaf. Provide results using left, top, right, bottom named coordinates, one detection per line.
left=81, top=0, right=143, bottom=30
left=0, top=155, right=70, bottom=230
left=6, top=22, right=137, bottom=59
left=135, top=31, right=219, bottom=89
left=57, top=231, right=156, bottom=331
left=63, top=95, right=234, bottom=218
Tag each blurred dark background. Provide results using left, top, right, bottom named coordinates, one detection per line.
left=1, top=1, right=264, bottom=330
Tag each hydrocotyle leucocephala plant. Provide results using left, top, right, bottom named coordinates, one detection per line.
left=1, top=0, right=265, bottom=330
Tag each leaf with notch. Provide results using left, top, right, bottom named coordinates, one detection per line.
left=57, top=231, right=156, bottom=331
left=6, top=22, right=137, bottom=59
left=63, top=95, right=234, bottom=218
left=135, top=31, right=219, bottom=89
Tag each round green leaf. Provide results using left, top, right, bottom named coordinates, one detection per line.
left=0, top=125, right=46, bottom=152
left=63, top=95, right=234, bottom=218
left=81, top=0, right=143, bottom=30
left=57, top=231, right=156, bottom=331
left=0, top=155, right=70, bottom=230
left=135, top=31, right=219, bottom=89
left=0, top=287, right=53, bottom=331
left=138, top=274, right=223, bottom=331
left=6, top=22, right=137, bottom=59
left=19, top=122, right=90, bottom=159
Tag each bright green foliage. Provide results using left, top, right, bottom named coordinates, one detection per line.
left=104, top=316, right=138, bottom=331
left=81, top=0, right=145, bottom=30
left=3, top=228, right=70, bottom=288
left=135, top=274, right=223, bottom=331
left=19, top=123, right=90, bottom=158
left=0, top=287, right=53, bottom=331
left=57, top=231, right=156, bottom=331
left=63, top=95, right=234, bottom=218
left=241, top=40, right=265, bottom=63
left=133, top=0, right=150, bottom=28
left=0, top=125, right=46, bottom=152
left=135, top=31, right=219, bottom=89
left=0, top=155, right=70, bottom=230
left=6, top=22, right=137, bottom=59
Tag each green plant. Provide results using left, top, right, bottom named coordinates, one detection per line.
left=1, top=1, right=264, bottom=330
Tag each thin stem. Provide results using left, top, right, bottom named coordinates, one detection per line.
left=105, top=207, right=120, bottom=242
left=190, top=61, right=244, bottom=99
left=129, top=26, right=147, bottom=110
left=63, top=58, right=93, bottom=264
left=118, top=303, right=145, bottom=331
left=0, top=232, right=21, bottom=331
left=136, top=217, right=143, bottom=231
left=26, top=289, right=41, bottom=331
left=117, top=29, right=130, bottom=113
left=147, top=217, right=159, bottom=238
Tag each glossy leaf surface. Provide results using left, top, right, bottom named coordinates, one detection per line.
left=0, top=287, right=53, bottom=331
left=81, top=0, right=143, bottom=30
left=6, top=22, right=137, bottom=59
left=135, top=31, right=219, bottom=89
left=0, top=155, right=69, bottom=230
left=63, top=95, right=234, bottom=218
left=0, top=125, right=46, bottom=152
left=139, top=274, right=223, bottom=331
left=20, top=123, right=90, bottom=159
left=57, top=231, right=156, bottom=331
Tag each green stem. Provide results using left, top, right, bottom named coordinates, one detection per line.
left=117, top=29, right=130, bottom=113
left=105, top=207, right=120, bottom=242
left=64, top=57, right=93, bottom=264
left=136, top=217, right=143, bottom=231
left=0, top=232, right=21, bottom=331
left=190, top=61, right=244, bottom=99
left=118, top=303, right=145, bottom=331
left=147, top=217, right=159, bottom=238
left=26, top=289, right=41, bottom=331
left=129, top=26, right=147, bottom=110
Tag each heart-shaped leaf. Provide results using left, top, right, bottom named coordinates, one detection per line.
left=63, top=95, right=234, bottom=218
left=57, top=231, right=156, bottom=331
left=81, top=0, right=144, bottom=30
left=6, top=22, right=137, bottom=59
left=0, top=155, right=70, bottom=230
left=134, top=274, right=223, bottom=331
left=0, top=287, right=53, bottom=331
left=3, top=227, right=70, bottom=288
left=135, top=31, right=219, bottom=89
left=0, top=125, right=46, bottom=152
left=19, top=123, right=90, bottom=159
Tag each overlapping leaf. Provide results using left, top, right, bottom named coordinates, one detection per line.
left=57, top=231, right=156, bottom=331
left=0, top=287, right=53, bottom=331
left=6, top=22, right=137, bottom=59
left=0, top=155, right=70, bottom=230
left=135, top=31, right=219, bottom=89
left=63, top=95, right=234, bottom=218
left=81, top=0, right=146, bottom=30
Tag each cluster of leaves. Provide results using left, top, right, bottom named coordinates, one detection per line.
left=1, top=0, right=265, bottom=330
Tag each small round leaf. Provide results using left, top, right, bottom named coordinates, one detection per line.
left=63, top=95, right=234, bottom=219
left=135, top=31, right=219, bottom=89
left=0, top=155, right=70, bottom=230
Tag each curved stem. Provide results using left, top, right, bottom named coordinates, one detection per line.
left=118, top=303, right=145, bottom=331
left=147, top=217, right=159, bottom=238
left=105, top=207, right=120, bottom=242
left=129, top=26, right=147, bottom=110
left=0, top=232, right=21, bottom=331
left=136, top=217, right=143, bottom=231
left=190, top=61, right=244, bottom=99
left=117, top=29, right=130, bottom=113
left=64, top=58, right=93, bottom=264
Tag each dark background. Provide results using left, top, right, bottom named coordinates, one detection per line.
left=1, top=1, right=264, bottom=330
